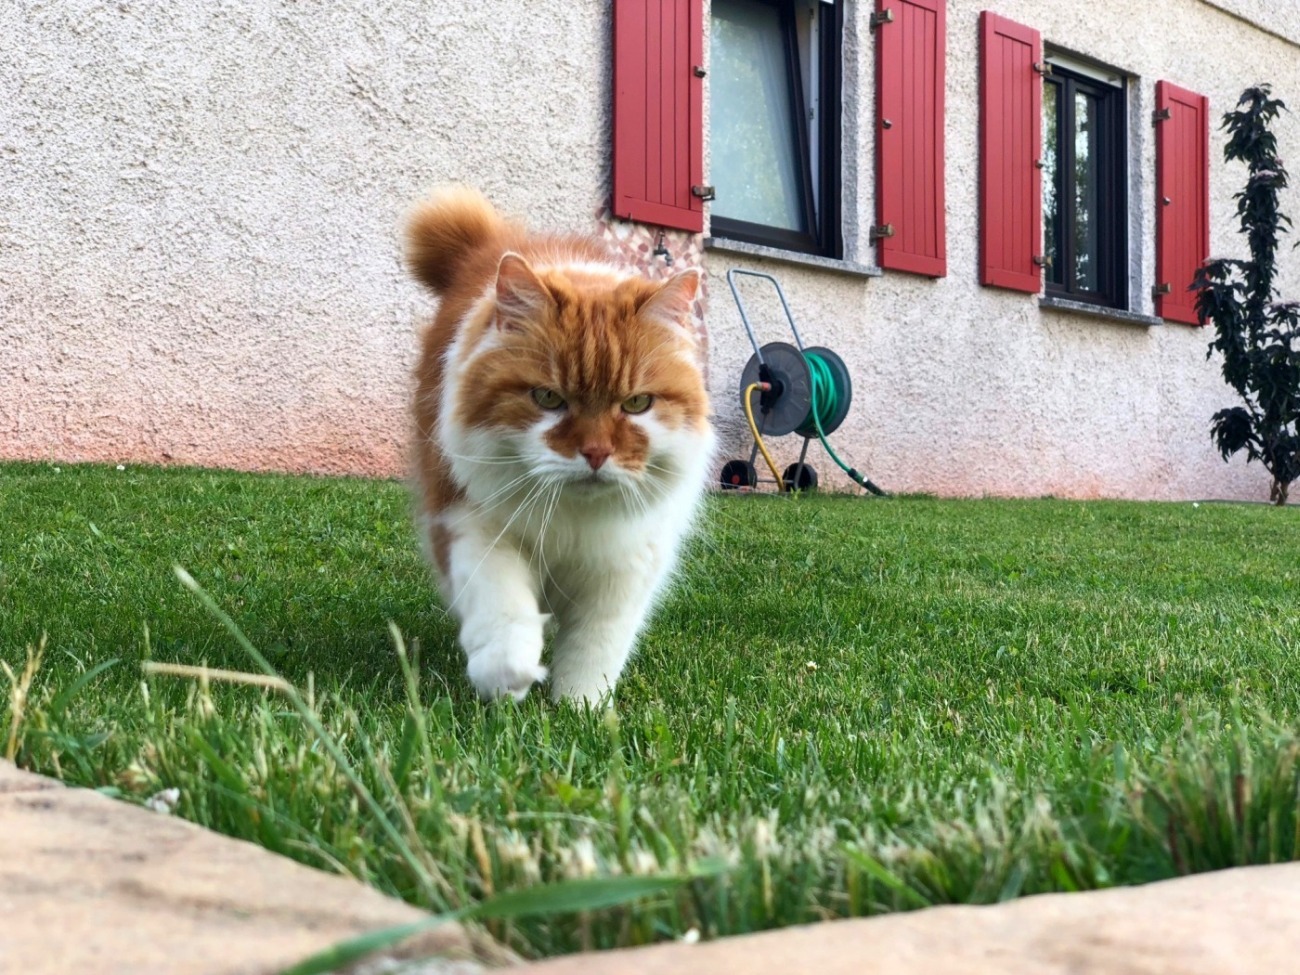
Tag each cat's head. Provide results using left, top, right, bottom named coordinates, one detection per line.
left=450, top=253, right=714, bottom=507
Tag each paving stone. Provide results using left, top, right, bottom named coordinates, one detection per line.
left=14, top=757, right=1298, bottom=975
left=518, top=862, right=1300, bottom=975
left=0, top=761, right=512, bottom=975
left=0, top=761, right=59, bottom=794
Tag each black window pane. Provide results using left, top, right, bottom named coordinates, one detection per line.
left=1072, top=90, right=1100, bottom=292
left=710, top=0, right=807, bottom=232
left=1039, top=63, right=1126, bottom=309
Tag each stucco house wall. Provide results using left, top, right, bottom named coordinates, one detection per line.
left=2, top=0, right=615, bottom=476
left=3, top=1, right=1299, bottom=500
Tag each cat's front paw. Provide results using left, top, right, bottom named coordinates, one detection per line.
left=466, top=650, right=549, bottom=702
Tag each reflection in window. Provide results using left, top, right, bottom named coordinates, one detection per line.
left=1041, top=60, right=1127, bottom=308
left=708, top=0, right=841, bottom=257
left=1073, top=91, right=1098, bottom=292
left=1044, top=84, right=1061, bottom=284
left=710, top=0, right=806, bottom=231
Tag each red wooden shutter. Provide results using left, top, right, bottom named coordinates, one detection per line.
left=979, top=11, right=1042, bottom=292
left=1155, top=81, right=1210, bottom=325
left=612, top=0, right=704, bottom=233
left=876, top=0, right=946, bottom=277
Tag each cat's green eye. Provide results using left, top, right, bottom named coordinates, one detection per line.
left=531, top=388, right=567, bottom=411
left=622, top=394, right=653, bottom=415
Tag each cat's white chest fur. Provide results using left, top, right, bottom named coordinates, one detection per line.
left=430, top=440, right=709, bottom=704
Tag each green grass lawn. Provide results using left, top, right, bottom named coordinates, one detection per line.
left=4, top=461, right=1300, bottom=959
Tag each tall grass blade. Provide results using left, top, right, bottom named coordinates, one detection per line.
left=47, top=658, right=120, bottom=720
left=278, top=912, right=465, bottom=975
left=842, top=845, right=933, bottom=909
left=172, top=565, right=440, bottom=903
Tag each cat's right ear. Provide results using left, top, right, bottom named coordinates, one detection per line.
left=494, top=253, right=552, bottom=331
left=638, top=268, right=701, bottom=333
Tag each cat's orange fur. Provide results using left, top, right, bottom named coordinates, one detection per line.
left=404, top=186, right=713, bottom=703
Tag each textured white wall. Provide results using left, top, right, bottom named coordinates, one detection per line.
left=1201, top=0, right=1300, bottom=45
left=1, top=0, right=612, bottom=475
left=2, top=0, right=1298, bottom=501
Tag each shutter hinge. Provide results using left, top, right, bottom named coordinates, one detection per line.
left=693, top=65, right=706, bottom=78
left=870, top=223, right=895, bottom=239
left=1032, top=255, right=1051, bottom=268
left=869, top=8, right=893, bottom=29
left=1152, top=108, right=1172, bottom=124
left=1152, top=283, right=1173, bottom=299
left=1033, top=61, right=1053, bottom=76
left=691, top=184, right=716, bottom=201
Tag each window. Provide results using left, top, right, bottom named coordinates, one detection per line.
left=708, top=0, right=842, bottom=257
left=1041, top=57, right=1128, bottom=309
left=978, top=18, right=1138, bottom=306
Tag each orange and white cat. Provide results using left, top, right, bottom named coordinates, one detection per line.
left=405, top=187, right=714, bottom=704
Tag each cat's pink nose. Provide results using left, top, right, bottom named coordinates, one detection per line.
left=581, top=446, right=611, bottom=470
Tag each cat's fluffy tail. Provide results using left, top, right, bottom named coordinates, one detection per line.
left=404, top=186, right=505, bottom=295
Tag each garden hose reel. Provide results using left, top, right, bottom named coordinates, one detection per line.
left=740, top=341, right=853, bottom=439
left=719, top=270, right=885, bottom=496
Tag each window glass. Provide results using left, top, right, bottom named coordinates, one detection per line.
left=1042, top=62, right=1127, bottom=308
left=1072, top=90, right=1099, bottom=293
left=710, top=0, right=806, bottom=231
left=707, top=0, right=841, bottom=258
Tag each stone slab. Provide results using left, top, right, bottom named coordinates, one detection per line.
left=0, top=762, right=60, bottom=794
left=0, top=761, right=508, bottom=975
left=520, top=862, right=1300, bottom=975
left=12, top=754, right=1299, bottom=975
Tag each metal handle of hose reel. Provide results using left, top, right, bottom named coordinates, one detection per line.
left=725, top=268, right=809, bottom=364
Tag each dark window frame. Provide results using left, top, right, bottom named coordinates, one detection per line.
left=709, top=0, right=843, bottom=259
left=1042, top=63, right=1128, bottom=309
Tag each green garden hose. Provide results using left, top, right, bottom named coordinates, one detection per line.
left=799, top=351, right=887, bottom=496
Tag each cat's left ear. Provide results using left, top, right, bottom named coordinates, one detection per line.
left=495, top=253, right=553, bottom=331
left=639, top=269, right=701, bottom=331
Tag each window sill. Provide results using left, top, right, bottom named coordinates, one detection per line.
left=1039, top=296, right=1163, bottom=328
left=704, top=237, right=882, bottom=279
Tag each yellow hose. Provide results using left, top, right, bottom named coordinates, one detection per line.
left=743, top=382, right=785, bottom=492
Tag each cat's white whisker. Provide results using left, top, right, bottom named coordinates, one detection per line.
left=619, top=482, right=647, bottom=522
left=534, top=481, right=573, bottom=605
left=444, top=476, right=551, bottom=613
left=442, top=472, right=534, bottom=528
left=445, top=452, right=519, bottom=466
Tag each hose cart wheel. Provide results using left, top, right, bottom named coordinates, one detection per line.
left=719, top=459, right=758, bottom=490
left=782, top=463, right=818, bottom=492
